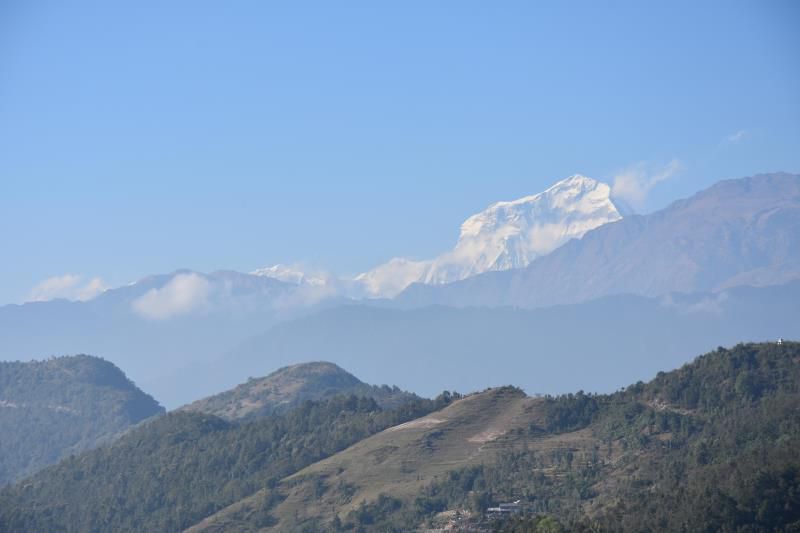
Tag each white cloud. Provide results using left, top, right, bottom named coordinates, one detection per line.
left=28, top=274, right=108, bottom=302
left=354, top=258, right=432, bottom=297
left=132, top=272, right=210, bottom=320
left=611, top=159, right=683, bottom=210
left=724, top=130, right=747, bottom=144
left=75, top=277, right=108, bottom=301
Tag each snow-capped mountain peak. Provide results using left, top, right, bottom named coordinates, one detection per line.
left=251, top=264, right=329, bottom=287
left=358, top=175, right=624, bottom=296
left=459, top=175, right=617, bottom=240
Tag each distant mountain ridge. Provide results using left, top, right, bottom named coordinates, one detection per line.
left=181, top=361, right=418, bottom=420
left=2, top=172, right=798, bottom=409
left=0, top=355, right=163, bottom=485
left=398, top=172, right=800, bottom=308
left=0, top=270, right=345, bottom=408
left=180, top=280, right=800, bottom=403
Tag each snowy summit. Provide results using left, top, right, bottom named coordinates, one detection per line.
left=357, top=175, right=624, bottom=297
left=250, top=264, right=329, bottom=287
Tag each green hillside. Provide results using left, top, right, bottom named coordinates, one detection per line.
left=0, top=389, right=453, bottom=532
left=181, top=361, right=418, bottom=420
left=0, top=354, right=163, bottom=485
left=191, top=342, right=800, bottom=532
left=1, top=342, right=798, bottom=532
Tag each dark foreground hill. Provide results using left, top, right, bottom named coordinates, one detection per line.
left=0, top=355, right=163, bottom=485
left=1, top=342, right=798, bottom=532
left=181, top=361, right=418, bottom=420
left=186, top=342, right=800, bottom=532
left=0, top=385, right=452, bottom=532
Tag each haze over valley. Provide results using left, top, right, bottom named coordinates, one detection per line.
left=3, top=172, right=799, bottom=407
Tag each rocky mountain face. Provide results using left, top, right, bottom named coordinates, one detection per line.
left=398, top=172, right=800, bottom=308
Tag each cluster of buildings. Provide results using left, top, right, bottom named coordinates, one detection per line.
left=486, top=500, right=521, bottom=516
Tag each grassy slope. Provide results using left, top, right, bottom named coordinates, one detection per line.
left=189, top=341, right=800, bottom=531
left=188, top=387, right=615, bottom=531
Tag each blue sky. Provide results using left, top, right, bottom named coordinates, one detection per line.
left=1, top=0, right=799, bottom=304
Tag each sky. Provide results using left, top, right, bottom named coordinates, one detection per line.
left=1, top=0, right=799, bottom=305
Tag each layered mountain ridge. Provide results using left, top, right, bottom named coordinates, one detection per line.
left=251, top=175, right=625, bottom=298
left=195, top=281, right=800, bottom=402
left=398, top=172, right=800, bottom=308
left=1, top=172, right=798, bottom=408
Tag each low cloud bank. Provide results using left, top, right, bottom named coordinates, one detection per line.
left=132, top=273, right=210, bottom=320
left=28, top=274, right=108, bottom=303
left=611, top=159, right=682, bottom=210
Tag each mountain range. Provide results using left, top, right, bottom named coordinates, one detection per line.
left=173, top=281, right=800, bottom=406
left=1, top=172, right=799, bottom=407
left=354, top=174, right=624, bottom=296
left=398, top=172, right=800, bottom=308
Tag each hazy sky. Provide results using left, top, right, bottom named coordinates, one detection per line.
left=1, top=0, right=799, bottom=305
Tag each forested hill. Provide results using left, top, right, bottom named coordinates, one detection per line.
left=1, top=342, right=798, bottom=532
left=0, top=387, right=455, bottom=532
left=181, top=361, right=419, bottom=420
left=192, top=341, right=800, bottom=531
left=0, top=354, right=163, bottom=485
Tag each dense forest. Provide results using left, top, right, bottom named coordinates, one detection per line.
left=1, top=342, right=798, bottom=532
left=0, top=390, right=455, bottom=532
left=0, top=355, right=163, bottom=485
left=326, top=342, right=800, bottom=532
